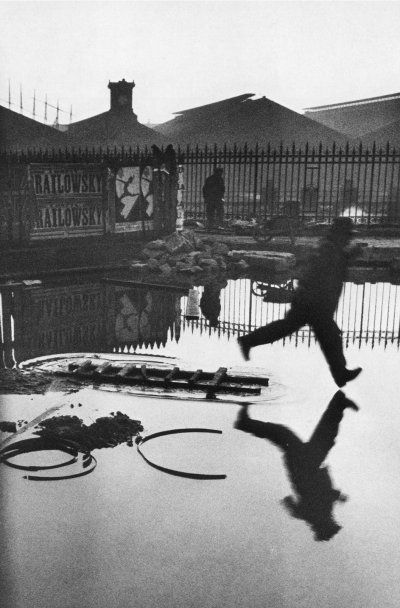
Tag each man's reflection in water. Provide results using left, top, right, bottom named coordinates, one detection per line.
left=235, top=391, right=359, bottom=541
left=200, top=277, right=228, bottom=328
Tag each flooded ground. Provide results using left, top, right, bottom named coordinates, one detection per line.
left=1, top=275, right=400, bottom=608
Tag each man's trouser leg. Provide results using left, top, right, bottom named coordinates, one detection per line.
left=311, top=317, right=347, bottom=382
left=206, top=203, right=215, bottom=229
left=241, top=307, right=305, bottom=348
left=216, top=200, right=224, bottom=227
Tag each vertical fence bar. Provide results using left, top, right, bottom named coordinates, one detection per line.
left=367, top=143, right=376, bottom=225
left=232, top=144, right=238, bottom=220
left=264, top=144, right=271, bottom=220
left=253, top=144, right=259, bottom=217
left=271, top=147, right=277, bottom=216
left=289, top=143, right=295, bottom=215
left=296, top=144, right=302, bottom=221
left=375, top=145, right=383, bottom=221
left=328, top=143, right=336, bottom=223
left=335, top=145, right=343, bottom=220
left=340, top=142, right=349, bottom=217
left=258, top=147, right=265, bottom=221
left=381, top=143, right=390, bottom=222
left=354, top=143, right=362, bottom=222
left=321, top=144, right=329, bottom=221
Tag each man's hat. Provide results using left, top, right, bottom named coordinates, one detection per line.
left=329, top=217, right=356, bottom=235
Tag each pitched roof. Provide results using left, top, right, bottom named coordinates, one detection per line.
left=0, top=105, right=67, bottom=151
left=153, top=94, right=348, bottom=148
left=65, top=109, right=168, bottom=148
left=360, top=119, right=400, bottom=147
left=304, top=93, right=400, bottom=138
left=0, top=105, right=167, bottom=152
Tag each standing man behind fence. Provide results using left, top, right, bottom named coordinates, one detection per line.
left=238, top=217, right=362, bottom=388
left=202, top=167, right=225, bottom=229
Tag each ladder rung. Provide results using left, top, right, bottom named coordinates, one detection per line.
left=188, top=369, right=203, bottom=387
left=117, top=364, right=137, bottom=378
left=94, top=362, right=113, bottom=375
left=164, top=367, right=180, bottom=385
left=209, top=367, right=228, bottom=388
left=75, top=360, right=92, bottom=374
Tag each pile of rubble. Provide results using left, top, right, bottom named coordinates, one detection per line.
left=131, top=230, right=249, bottom=277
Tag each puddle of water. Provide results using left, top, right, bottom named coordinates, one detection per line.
left=1, top=275, right=400, bottom=608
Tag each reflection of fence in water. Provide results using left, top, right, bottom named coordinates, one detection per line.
left=182, top=280, right=400, bottom=348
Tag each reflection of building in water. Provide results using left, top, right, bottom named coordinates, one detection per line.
left=183, top=279, right=400, bottom=348
left=0, top=282, right=182, bottom=368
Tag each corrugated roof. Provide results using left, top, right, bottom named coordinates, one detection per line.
left=305, top=92, right=400, bottom=113
left=154, top=94, right=349, bottom=148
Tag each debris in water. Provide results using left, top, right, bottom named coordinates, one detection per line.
left=34, top=411, right=143, bottom=451
left=0, top=421, right=17, bottom=433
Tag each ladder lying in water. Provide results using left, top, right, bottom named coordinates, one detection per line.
left=57, top=359, right=269, bottom=397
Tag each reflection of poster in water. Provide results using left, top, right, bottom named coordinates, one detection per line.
left=1, top=283, right=107, bottom=365
left=113, top=287, right=181, bottom=349
left=115, top=166, right=154, bottom=232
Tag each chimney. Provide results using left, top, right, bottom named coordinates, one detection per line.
left=108, top=79, right=135, bottom=113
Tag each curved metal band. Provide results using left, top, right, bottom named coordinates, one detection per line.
left=24, top=454, right=97, bottom=481
left=137, top=428, right=227, bottom=480
left=0, top=438, right=80, bottom=471
left=0, top=437, right=97, bottom=480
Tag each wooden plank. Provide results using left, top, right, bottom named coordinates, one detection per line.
left=102, top=278, right=188, bottom=294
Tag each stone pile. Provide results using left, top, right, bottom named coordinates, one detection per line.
left=132, top=230, right=249, bottom=277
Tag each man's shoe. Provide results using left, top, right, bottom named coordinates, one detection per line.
left=333, top=367, right=362, bottom=388
left=238, top=336, right=250, bottom=362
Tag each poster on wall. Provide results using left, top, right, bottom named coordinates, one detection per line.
left=30, top=164, right=105, bottom=239
left=114, top=165, right=154, bottom=233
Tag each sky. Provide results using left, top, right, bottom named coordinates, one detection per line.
left=1, top=0, right=400, bottom=125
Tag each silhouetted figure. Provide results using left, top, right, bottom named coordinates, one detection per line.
left=164, top=144, right=177, bottom=175
left=235, top=391, right=358, bottom=541
left=200, top=277, right=227, bottom=328
left=238, top=217, right=362, bottom=387
left=202, top=167, right=225, bottom=229
left=151, top=144, right=163, bottom=169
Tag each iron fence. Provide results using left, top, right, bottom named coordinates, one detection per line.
left=179, top=143, right=400, bottom=225
left=3, top=143, right=400, bottom=229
